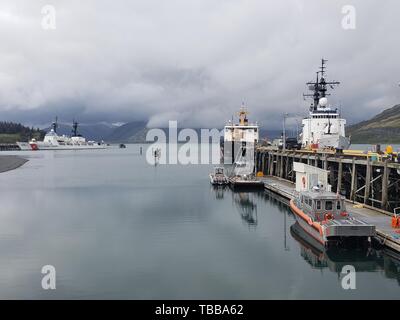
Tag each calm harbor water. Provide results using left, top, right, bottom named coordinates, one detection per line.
left=0, top=144, right=400, bottom=299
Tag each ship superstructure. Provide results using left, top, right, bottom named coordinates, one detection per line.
left=223, top=106, right=259, bottom=165
left=301, top=59, right=350, bottom=150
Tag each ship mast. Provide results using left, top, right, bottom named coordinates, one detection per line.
left=303, top=59, right=340, bottom=112
left=51, top=116, right=58, bottom=133
left=71, top=119, right=79, bottom=137
left=237, top=103, right=249, bottom=126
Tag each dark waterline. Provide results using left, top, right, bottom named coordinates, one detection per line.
left=0, top=144, right=399, bottom=299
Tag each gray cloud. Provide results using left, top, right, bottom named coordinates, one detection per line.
left=0, top=0, right=399, bottom=129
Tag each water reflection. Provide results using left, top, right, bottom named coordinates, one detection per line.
left=209, top=182, right=400, bottom=291
left=210, top=187, right=260, bottom=227
left=211, top=185, right=227, bottom=200
left=232, top=192, right=258, bottom=228
left=291, top=221, right=400, bottom=284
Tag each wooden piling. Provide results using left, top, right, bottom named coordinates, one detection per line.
left=382, top=159, right=389, bottom=211
left=337, top=157, right=343, bottom=194
left=350, top=157, right=357, bottom=201
left=364, top=157, right=371, bottom=204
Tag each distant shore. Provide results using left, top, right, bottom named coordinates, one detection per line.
left=0, top=155, right=28, bottom=173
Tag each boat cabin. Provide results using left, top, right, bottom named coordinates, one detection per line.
left=299, top=190, right=348, bottom=221
left=214, top=167, right=225, bottom=176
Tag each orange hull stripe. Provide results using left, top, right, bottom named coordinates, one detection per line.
left=290, top=200, right=324, bottom=236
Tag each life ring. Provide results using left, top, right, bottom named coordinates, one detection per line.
left=302, top=176, right=306, bottom=188
left=324, top=212, right=334, bottom=221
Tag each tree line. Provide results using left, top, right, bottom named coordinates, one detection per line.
left=0, top=121, right=45, bottom=142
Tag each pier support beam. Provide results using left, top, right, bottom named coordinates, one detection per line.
left=323, top=154, right=328, bottom=171
left=350, top=157, right=357, bottom=202
left=256, top=147, right=400, bottom=213
left=382, top=159, right=389, bottom=211
left=285, top=154, right=290, bottom=180
left=270, top=154, right=275, bottom=176
left=337, top=157, right=343, bottom=194
left=262, top=154, right=266, bottom=175
left=364, top=158, right=372, bottom=205
left=268, top=153, right=272, bottom=175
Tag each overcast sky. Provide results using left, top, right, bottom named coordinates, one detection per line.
left=0, top=0, right=399, bottom=129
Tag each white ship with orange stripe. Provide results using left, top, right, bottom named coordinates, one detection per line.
left=17, top=119, right=107, bottom=151
left=290, top=188, right=375, bottom=247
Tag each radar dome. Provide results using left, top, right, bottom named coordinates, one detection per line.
left=319, top=97, right=328, bottom=107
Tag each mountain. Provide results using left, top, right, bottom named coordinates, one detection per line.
left=105, top=121, right=148, bottom=143
left=44, top=123, right=117, bottom=141
left=104, top=121, right=284, bottom=143
left=347, top=104, right=400, bottom=143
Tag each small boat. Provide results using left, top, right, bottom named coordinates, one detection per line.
left=290, top=185, right=375, bottom=247
left=229, top=174, right=264, bottom=190
left=209, top=167, right=229, bottom=186
left=228, top=149, right=264, bottom=190
left=119, top=143, right=126, bottom=149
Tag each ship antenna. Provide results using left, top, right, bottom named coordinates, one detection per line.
left=72, top=119, right=79, bottom=137
left=52, top=116, right=58, bottom=133
left=318, top=59, right=340, bottom=99
left=320, top=58, right=328, bottom=78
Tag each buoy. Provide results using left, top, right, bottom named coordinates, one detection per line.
left=325, top=212, right=334, bottom=221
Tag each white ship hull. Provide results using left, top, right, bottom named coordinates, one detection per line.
left=17, top=120, right=108, bottom=151
left=30, top=142, right=107, bottom=150
left=16, top=142, right=32, bottom=151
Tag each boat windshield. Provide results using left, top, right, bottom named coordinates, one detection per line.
left=325, top=201, right=333, bottom=211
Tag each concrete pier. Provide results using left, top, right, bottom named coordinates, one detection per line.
left=256, top=147, right=400, bottom=212
left=0, top=155, right=28, bottom=173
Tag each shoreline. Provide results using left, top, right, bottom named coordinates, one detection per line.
left=0, top=155, right=28, bottom=173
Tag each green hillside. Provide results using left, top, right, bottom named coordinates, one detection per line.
left=0, top=122, right=45, bottom=143
left=347, top=104, right=400, bottom=143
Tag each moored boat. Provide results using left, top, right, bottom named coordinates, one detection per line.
left=222, top=106, right=259, bottom=165
left=229, top=174, right=264, bottom=190
left=301, top=59, right=350, bottom=151
left=17, top=119, right=107, bottom=151
left=210, top=166, right=229, bottom=186
left=290, top=186, right=375, bottom=247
